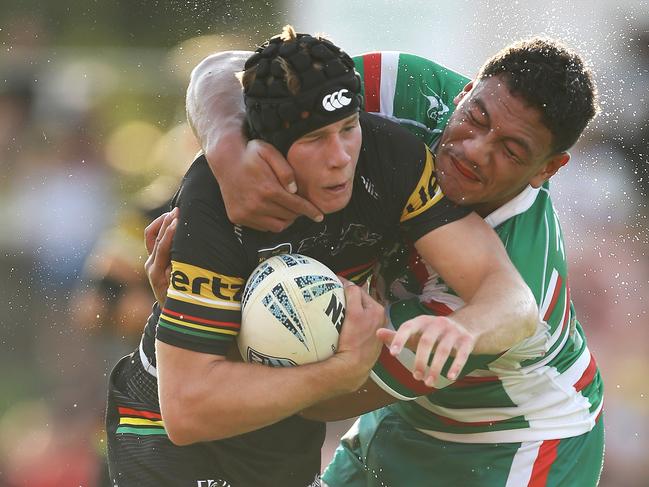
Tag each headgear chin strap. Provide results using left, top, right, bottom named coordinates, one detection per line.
left=243, top=32, right=363, bottom=156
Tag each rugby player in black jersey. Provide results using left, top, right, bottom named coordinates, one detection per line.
left=107, top=26, right=536, bottom=487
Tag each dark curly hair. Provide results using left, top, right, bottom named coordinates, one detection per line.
left=478, top=38, right=597, bottom=154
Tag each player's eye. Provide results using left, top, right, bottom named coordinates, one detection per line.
left=303, top=134, right=323, bottom=143
left=468, top=107, right=487, bottom=127
left=504, top=144, right=523, bottom=164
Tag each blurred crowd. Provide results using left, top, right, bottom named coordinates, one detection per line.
left=0, top=10, right=647, bottom=487
left=0, top=15, right=201, bottom=486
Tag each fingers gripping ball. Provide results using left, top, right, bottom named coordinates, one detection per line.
left=239, top=254, right=345, bottom=366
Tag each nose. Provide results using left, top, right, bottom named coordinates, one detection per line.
left=326, top=134, right=352, bottom=169
left=462, top=131, right=492, bottom=168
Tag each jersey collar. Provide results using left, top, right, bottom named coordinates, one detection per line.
left=483, top=185, right=541, bottom=228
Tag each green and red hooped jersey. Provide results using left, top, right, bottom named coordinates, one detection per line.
left=353, top=51, right=469, bottom=147
left=353, top=52, right=603, bottom=442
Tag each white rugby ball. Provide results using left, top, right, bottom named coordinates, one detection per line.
left=238, top=254, right=345, bottom=367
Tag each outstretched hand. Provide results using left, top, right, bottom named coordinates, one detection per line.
left=144, top=207, right=178, bottom=304
left=210, top=139, right=324, bottom=232
left=376, top=314, right=476, bottom=385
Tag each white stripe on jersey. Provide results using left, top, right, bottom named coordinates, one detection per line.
left=369, top=370, right=414, bottom=401
left=414, top=400, right=601, bottom=444
left=505, top=440, right=542, bottom=487
left=514, top=355, right=594, bottom=421
left=484, top=185, right=540, bottom=228
left=379, top=51, right=400, bottom=118
left=562, top=346, right=593, bottom=389
left=522, top=290, right=571, bottom=371
left=413, top=343, right=593, bottom=427
left=554, top=210, right=562, bottom=254
left=540, top=269, right=560, bottom=319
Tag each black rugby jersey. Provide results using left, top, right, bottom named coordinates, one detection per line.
left=133, top=112, right=468, bottom=487
left=151, top=112, right=469, bottom=357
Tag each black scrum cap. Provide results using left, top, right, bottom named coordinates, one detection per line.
left=243, top=28, right=362, bottom=156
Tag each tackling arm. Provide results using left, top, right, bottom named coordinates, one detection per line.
left=186, top=51, right=249, bottom=157
left=186, top=52, right=322, bottom=231
left=415, top=212, right=537, bottom=352
left=389, top=212, right=537, bottom=384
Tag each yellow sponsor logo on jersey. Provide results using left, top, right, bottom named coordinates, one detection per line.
left=400, top=146, right=444, bottom=222
left=169, top=261, right=245, bottom=307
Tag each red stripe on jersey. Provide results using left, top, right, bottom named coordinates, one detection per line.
left=574, top=354, right=597, bottom=392
left=421, top=300, right=453, bottom=316
left=562, top=284, right=571, bottom=330
left=337, top=260, right=376, bottom=279
left=528, top=439, right=560, bottom=487
left=559, top=285, right=571, bottom=332
left=407, top=246, right=429, bottom=289
left=118, top=407, right=162, bottom=420
left=162, top=308, right=239, bottom=329
left=362, top=53, right=382, bottom=113
left=543, top=274, right=563, bottom=321
left=378, top=346, right=437, bottom=395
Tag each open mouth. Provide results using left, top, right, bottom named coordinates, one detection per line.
left=451, top=155, right=481, bottom=182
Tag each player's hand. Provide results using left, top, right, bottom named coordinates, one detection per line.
left=333, top=281, right=385, bottom=392
left=144, top=208, right=178, bottom=304
left=209, top=139, right=324, bottom=232
left=376, top=315, right=476, bottom=385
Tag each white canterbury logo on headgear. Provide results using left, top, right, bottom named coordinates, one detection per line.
left=322, top=89, right=352, bottom=112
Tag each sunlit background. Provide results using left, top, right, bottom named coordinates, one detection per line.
left=0, top=1, right=647, bottom=485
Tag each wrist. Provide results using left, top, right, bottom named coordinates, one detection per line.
left=324, top=353, right=370, bottom=395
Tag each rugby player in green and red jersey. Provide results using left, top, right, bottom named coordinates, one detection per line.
left=164, top=37, right=604, bottom=486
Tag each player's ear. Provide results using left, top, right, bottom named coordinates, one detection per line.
left=529, top=152, right=570, bottom=188
left=453, top=81, right=474, bottom=105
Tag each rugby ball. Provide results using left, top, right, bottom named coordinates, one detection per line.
left=238, top=254, right=345, bottom=367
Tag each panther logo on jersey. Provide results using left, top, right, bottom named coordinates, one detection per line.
left=296, top=223, right=381, bottom=255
